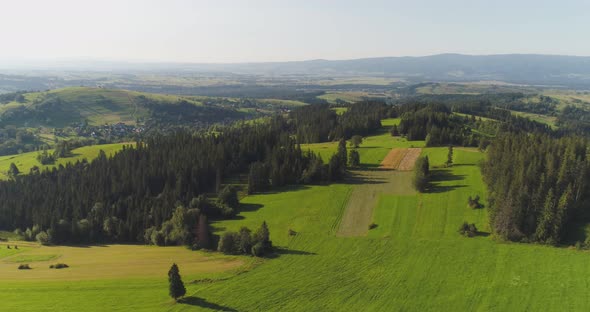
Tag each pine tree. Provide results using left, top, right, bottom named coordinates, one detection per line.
left=168, top=263, right=186, bottom=301
left=349, top=150, right=360, bottom=168
left=337, top=138, right=347, bottom=168
left=8, top=163, right=19, bottom=178
left=254, top=221, right=272, bottom=250
left=446, top=146, right=453, bottom=167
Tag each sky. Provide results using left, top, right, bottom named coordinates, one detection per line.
left=0, top=0, right=589, bottom=63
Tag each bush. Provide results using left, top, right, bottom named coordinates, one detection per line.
left=369, top=223, right=378, bottom=230
left=459, top=222, right=478, bottom=237
left=151, top=230, right=165, bottom=246
left=49, top=263, right=69, bottom=269
left=251, top=242, right=265, bottom=257
left=218, top=231, right=239, bottom=254
left=288, top=229, right=297, bottom=236
left=36, top=231, right=50, bottom=245
left=18, top=264, right=31, bottom=270
left=468, top=195, right=483, bottom=209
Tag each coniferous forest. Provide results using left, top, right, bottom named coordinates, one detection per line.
left=0, top=102, right=385, bottom=247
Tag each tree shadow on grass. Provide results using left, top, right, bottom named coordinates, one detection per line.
left=427, top=169, right=467, bottom=193
left=239, top=203, right=264, bottom=213
left=428, top=184, right=468, bottom=193
left=475, top=231, right=491, bottom=237
left=180, top=296, right=238, bottom=312
left=345, top=175, right=389, bottom=185
left=265, top=246, right=318, bottom=259
left=54, top=244, right=109, bottom=248
left=256, top=184, right=310, bottom=195
left=343, top=169, right=392, bottom=185
left=429, top=169, right=466, bottom=182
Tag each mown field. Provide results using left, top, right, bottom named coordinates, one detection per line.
left=2, top=120, right=590, bottom=311
left=0, top=143, right=129, bottom=180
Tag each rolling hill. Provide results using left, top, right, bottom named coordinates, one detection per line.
left=0, top=87, right=248, bottom=128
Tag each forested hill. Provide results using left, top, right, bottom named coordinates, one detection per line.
left=0, top=87, right=247, bottom=128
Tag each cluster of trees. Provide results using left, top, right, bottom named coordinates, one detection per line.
left=0, top=110, right=355, bottom=246
left=396, top=104, right=481, bottom=147
left=35, top=141, right=73, bottom=165
left=557, top=105, right=590, bottom=135
left=247, top=138, right=349, bottom=193
left=0, top=91, right=27, bottom=104
left=459, top=222, right=478, bottom=237
left=482, top=133, right=589, bottom=244
left=290, top=102, right=388, bottom=144
left=413, top=156, right=430, bottom=192
left=0, top=126, right=43, bottom=156
left=218, top=221, right=272, bottom=257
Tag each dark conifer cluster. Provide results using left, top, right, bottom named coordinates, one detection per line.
left=482, top=133, right=589, bottom=244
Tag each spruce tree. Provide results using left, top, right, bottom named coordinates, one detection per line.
left=349, top=150, right=360, bottom=168
left=337, top=138, right=347, bottom=168
left=168, top=263, right=186, bottom=301
left=8, top=163, right=19, bottom=178
left=446, top=146, right=453, bottom=167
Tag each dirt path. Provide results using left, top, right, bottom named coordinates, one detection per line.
left=338, top=147, right=422, bottom=237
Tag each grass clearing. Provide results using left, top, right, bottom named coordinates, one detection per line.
left=0, top=143, right=129, bottom=180
left=511, top=110, right=558, bottom=129
left=0, top=244, right=246, bottom=282
left=338, top=170, right=415, bottom=237
left=5, top=254, right=59, bottom=263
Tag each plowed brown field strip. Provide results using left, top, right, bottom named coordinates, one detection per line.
left=398, top=148, right=422, bottom=171
left=379, top=147, right=422, bottom=171
left=379, top=148, right=408, bottom=169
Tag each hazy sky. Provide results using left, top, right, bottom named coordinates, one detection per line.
left=0, top=0, right=589, bottom=63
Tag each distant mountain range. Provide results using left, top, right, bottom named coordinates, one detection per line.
left=2, top=54, right=590, bottom=88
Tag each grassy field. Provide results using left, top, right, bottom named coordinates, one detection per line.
left=511, top=110, right=558, bottom=128
left=318, top=91, right=388, bottom=104
left=256, top=99, right=308, bottom=107
left=3, top=120, right=590, bottom=311
left=414, top=82, right=538, bottom=95
left=0, top=143, right=129, bottom=180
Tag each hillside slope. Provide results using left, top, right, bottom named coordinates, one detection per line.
left=0, top=87, right=242, bottom=128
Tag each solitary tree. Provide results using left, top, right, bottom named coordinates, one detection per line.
left=390, top=125, right=400, bottom=136
left=350, top=135, right=363, bottom=148
left=349, top=150, right=360, bottom=167
left=168, top=263, right=186, bottom=301
left=337, top=138, right=347, bottom=168
left=446, top=146, right=453, bottom=167
left=255, top=221, right=272, bottom=250
left=8, top=163, right=19, bottom=178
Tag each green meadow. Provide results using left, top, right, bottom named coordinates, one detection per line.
left=1, top=120, right=590, bottom=311
left=0, top=143, right=129, bottom=180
